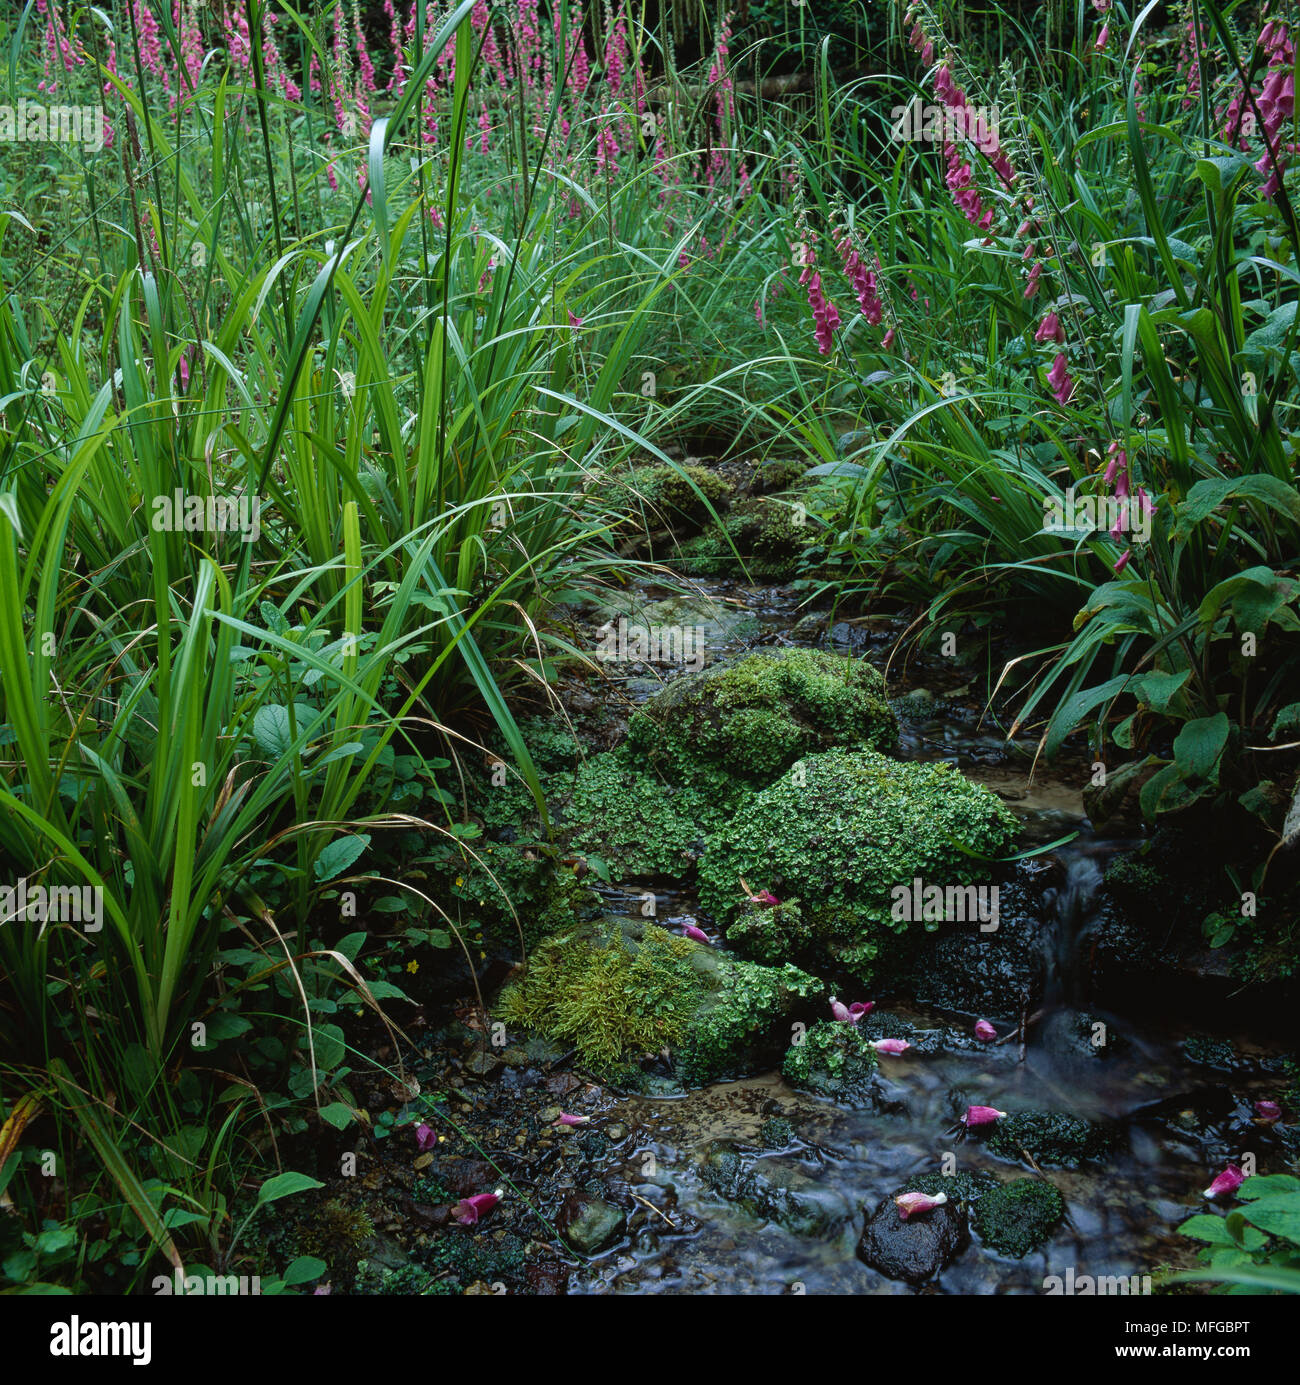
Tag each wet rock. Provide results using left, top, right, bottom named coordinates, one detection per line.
left=701, top=1140, right=851, bottom=1238
left=972, top=1178, right=1065, bottom=1258
left=1040, top=1009, right=1126, bottom=1062
left=884, top=862, right=1053, bottom=1015
left=557, top=1193, right=626, bottom=1255
left=986, top=1110, right=1118, bottom=1168
left=606, top=1122, right=628, bottom=1142
left=856, top=1192, right=968, bottom=1285
left=760, top=1116, right=796, bottom=1149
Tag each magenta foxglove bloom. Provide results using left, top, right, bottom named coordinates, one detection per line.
left=1203, top=1166, right=1244, bottom=1200
left=752, top=890, right=780, bottom=906
left=895, top=1191, right=948, bottom=1220
left=829, top=996, right=852, bottom=1023
left=415, top=1122, right=436, bottom=1151
left=1113, top=550, right=1132, bottom=574
left=974, top=1019, right=997, bottom=1041
left=870, top=1038, right=911, bottom=1055
left=1046, top=352, right=1075, bottom=405
left=682, top=924, right=710, bottom=944
left=567, top=311, right=583, bottom=329
left=454, top=1190, right=503, bottom=1225
left=1034, top=312, right=1065, bottom=345
left=556, top=1112, right=590, bottom=1126
left=850, top=1001, right=874, bottom=1021
left=1255, top=1100, right=1282, bottom=1123
left=964, top=1104, right=1007, bottom=1127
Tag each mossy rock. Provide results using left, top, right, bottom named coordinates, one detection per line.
left=497, top=918, right=821, bottom=1086
left=897, top=1169, right=999, bottom=1211
left=985, top=1111, right=1117, bottom=1168
left=627, top=647, right=897, bottom=791
left=782, top=1020, right=883, bottom=1108
left=698, top=747, right=1019, bottom=985
left=608, top=464, right=733, bottom=532
left=701, top=1140, right=852, bottom=1237
left=675, top=495, right=812, bottom=580
left=553, top=748, right=710, bottom=878
left=972, top=1178, right=1065, bottom=1258
left=751, top=458, right=809, bottom=493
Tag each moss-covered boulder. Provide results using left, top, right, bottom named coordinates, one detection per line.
left=676, top=496, right=811, bottom=580
left=782, top=1020, right=885, bottom=1108
left=552, top=748, right=710, bottom=878
left=608, top=464, right=733, bottom=532
left=985, top=1110, right=1117, bottom=1168
left=627, top=648, right=897, bottom=791
left=972, top=1178, right=1065, bottom=1258
left=698, top=748, right=1019, bottom=984
left=497, top=918, right=821, bottom=1086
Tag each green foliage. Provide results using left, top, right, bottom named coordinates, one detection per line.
left=986, top=1111, right=1117, bottom=1169
left=628, top=648, right=898, bottom=789
left=973, top=1179, right=1066, bottom=1258
left=782, top=1019, right=878, bottom=1101
left=699, top=748, right=1019, bottom=983
left=1177, top=1175, right=1300, bottom=1294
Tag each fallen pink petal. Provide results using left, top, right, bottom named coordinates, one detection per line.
left=895, top=1191, right=948, bottom=1220
left=1203, top=1166, right=1245, bottom=1200
left=964, top=1105, right=1007, bottom=1127
left=870, top=1038, right=911, bottom=1055
left=682, top=924, right=710, bottom=944
left=1254, top=1100, right=1282, bottom=1123
left=556, top=1112, right=590, bottom=1126
left=974, top=1020, right=997, bottom=1041
left=415, top=1122, right=436, bottom=1152
left=454, top=1190, right=503, bottom=1225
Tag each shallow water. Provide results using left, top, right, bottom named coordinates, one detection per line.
left=564, top=574, right=1290, bottom=1294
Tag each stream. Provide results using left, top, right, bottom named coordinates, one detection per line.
left=544, top=573, right=1292, bottom=1294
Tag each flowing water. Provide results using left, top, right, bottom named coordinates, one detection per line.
left=560, top=575, right=1291, bottom=1294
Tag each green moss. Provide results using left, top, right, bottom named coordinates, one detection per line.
left=555, top=748, right=712, bottom=877
left=627, top=648, right=897, bottom=791
left=675, top=495, right=811, bottom=580
left=751, top=459, right=809, bottom=493
left=985, top=1111, right=1116, bottom=1168
left=497, top=918, right=818, bottom=1085
left=498, top=920, right=701, bottom=1079
left=760, top=1116, right=796, bottom=1148
left=698, top=747, right=1019, bottom=985
left=609, top=464, right=733, bottom=531
left=290, top=1199, right=374, bottom=1279
left=898, top=1169, right=998, bottom=1210
left=782, top=1019, right=878, bottom=1103
left=725, top=898, right=805, bottom=965
left=673, top=954, right=822, bottom=1086
left=973, top=1178, right=1065, bottom=1258
left=1185, top=1034, right=1236, bottom=1069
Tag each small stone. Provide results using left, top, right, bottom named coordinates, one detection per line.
left=557, top=1194, right=627, bottom=1255
left=857, top=1194, right=968, bottom=1285
left=606, top=1122, right=628, bottom=1142
left=464, top=1050, right=504, bottom=1080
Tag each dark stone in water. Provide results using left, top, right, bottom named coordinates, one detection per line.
left=883, top=862, right=1054, bottom=1016
left=700, top=1140, right=850, bottom=1238
left=1040, top=1009, right=1127, bottom=1062
left=986, top=1110, right=1118, bottom=1168
left=857, top=1192, right=968, bottom=1285
left=760, top=1116, right=796, bottom=1149
left=972, top=1178, right=1064, bottom=1258
left=557, top=1193, right=626, bottom=1255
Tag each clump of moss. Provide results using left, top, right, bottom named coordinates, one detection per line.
left=426, top=1231, right=528, bottom=1289
left=609, top=464, right=733, bottom=531
left=760, top=1116, right=796, bottom=1148
left=897, top=1169, right=998, bottom=1211
left=972, top=1178, right=1065, bottom=1258
left=985, top=1111, right=1116, bottom=1168
left=555, top=748, right=712, bottom=877
left=498, top=918, right=818, bottom=1085
left=782, top=1019, right=879, bottom=1105
left=698, top=747, right=1019, bottom=985
left=353, top=1261, right=461, bottom=1295
left=1184, top=1034, right=1236, bottom=1069
left=673, top=952, right=822, bottom=1086
left=627, top=647, right=897, bottom=791
left=498, top=920, right=701, bottom=1079
left=291, top=1199, right=374, bottom=1280
left=725, top=898, right=805, bottom=964
left=751, top=459, right=809, bottom=493
left=675, top=496, right=811, bottom=580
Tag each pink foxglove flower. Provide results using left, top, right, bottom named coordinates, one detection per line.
left=870, top=1038, right=911, bottom=1055
left=974, top=1019, right=997, bottom=1041
left=1046, top=352, right=1075, bottom=405
left=850, top=1001, right=874, bottom=1021
left=454, top=1190, right=503, bottom=1225
left=1034, top=312, right=1065, bottom=345
left=1113, top=549, right=1132, bottom=574
left=752, top=890, right=780, bottom=907
left=1203, top=1166, right=1244, bottom=1200
left=415, top=1122, right=436, bottom=1151
left=964, top=1104, right=1007, bottom=1127
left=895, top=1191, right=947, bottom=1220
left=556, top=1112, right=590, bottom=1127
left=1254, top=1100, right=1282, bottom=1123
left=829, top=996, right=852, bottom=1023
left=682, top=924, right=710, bottom=944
